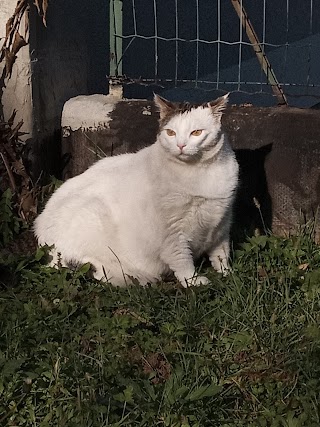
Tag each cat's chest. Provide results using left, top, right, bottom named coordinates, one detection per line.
left=172, top=159, right=236, bottom=199
left=161, top=192, right=226, bottom=228
left=156, top=155, right=237, bottom=231
left=162, top=165, right=234, bottom=202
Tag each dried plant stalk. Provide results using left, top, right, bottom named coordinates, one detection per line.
left=0, top=0, right=49, bottom=77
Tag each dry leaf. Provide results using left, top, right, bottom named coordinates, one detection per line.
left=19, top=189, right=37, bottom=221
left=34, top=0, right=41, bottom=14
left=5, top=17, right=14, bottom=39
left=24, top=8, right=29, bottom=38
left=142, top=353, right=171, bottom=384
left=0, top=152, right=17, bottom=191
left=4, top=48, right=17, bottom=77
left=258, top=266, right=268, bottom=278
left=15, top=0, right=28, bottom=16
left=42, top=0, right=48, bottom=26
left=298, top=263, right=309, bottom=271
left=9, top=119, right=24, bottom=140
left=7, top=110, right=17, bottom=127
left=34, top=0, right=48, bottom=26
left=12, top=159, right=29, bottom=179
left=12, top=31, right=27, bottom=55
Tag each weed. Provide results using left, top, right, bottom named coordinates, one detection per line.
left=0, top=188, right=23, bottom=247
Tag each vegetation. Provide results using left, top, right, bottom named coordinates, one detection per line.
left=1, top=196, right=320, bottom=426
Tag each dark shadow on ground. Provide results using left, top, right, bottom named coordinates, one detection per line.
left=232, top=144, right=273, bottom=245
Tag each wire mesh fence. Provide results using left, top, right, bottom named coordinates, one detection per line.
left=109, top=0, right=320, bottom=107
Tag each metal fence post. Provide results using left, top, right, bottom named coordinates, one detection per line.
left=109, top=0, right=123, bottom=97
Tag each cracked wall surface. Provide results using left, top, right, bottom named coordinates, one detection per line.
left=0, top=0, right=33, bottom=138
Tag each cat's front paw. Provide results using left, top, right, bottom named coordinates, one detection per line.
left=216, top=264, right=230, bottom=276
left=211, top=257, right=230, bottom=276
left=185, top=275, right=210, bottom=287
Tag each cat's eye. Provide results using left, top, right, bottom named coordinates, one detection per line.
left=191, top=129, right=203, bottom=136
left=165, top=129, right=176, bottom=137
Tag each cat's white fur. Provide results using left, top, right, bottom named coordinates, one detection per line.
left=34, top=94, right=239, bottom=287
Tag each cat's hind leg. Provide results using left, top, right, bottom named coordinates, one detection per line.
left=83, top=251, right=155, bottom=287
left=81, top=256, right=129, bottom=286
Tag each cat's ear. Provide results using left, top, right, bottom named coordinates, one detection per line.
left=154, top=94, right=175, bottom=119
left=207, top=93, right=229, bottom=117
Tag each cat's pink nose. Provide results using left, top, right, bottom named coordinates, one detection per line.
left=177, top=143, right=186, bottom=151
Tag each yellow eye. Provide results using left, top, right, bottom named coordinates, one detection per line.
left=165, top=129, right=176, bottom=137
left=191, top=129, right=203, bottom=136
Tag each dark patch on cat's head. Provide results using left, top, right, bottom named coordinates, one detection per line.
left=154, top=94, right=229, bottom=128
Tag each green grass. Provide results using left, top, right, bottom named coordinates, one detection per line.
left=1, top=233, right=320, bottom=426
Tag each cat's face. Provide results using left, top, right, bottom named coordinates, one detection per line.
left=155, top=94, right=228, bottom=162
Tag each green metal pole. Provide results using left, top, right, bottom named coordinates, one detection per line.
left=109, top=0, right=123, bottom=78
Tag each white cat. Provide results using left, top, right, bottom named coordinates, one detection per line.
left=34, top=94, right=239, bottom=287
